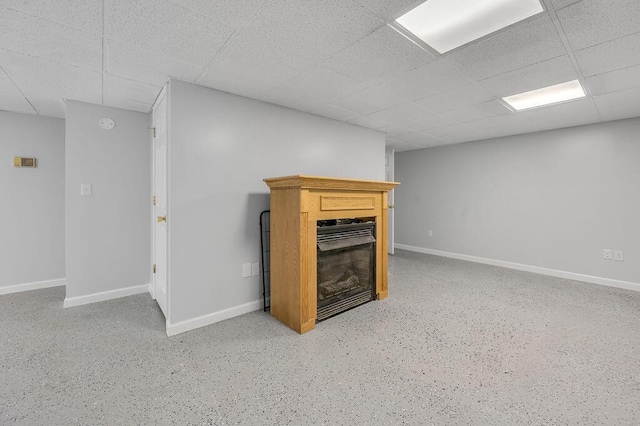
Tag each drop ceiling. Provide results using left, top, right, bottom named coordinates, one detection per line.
left=1, top=0, right=639, bottom=151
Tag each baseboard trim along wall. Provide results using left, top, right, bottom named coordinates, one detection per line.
left=0, top=278, right=66, bottom=296
left=395, top=244, right=640, bottom=293
left=63, top=283, right=151, bottom=308
left=166, top=299, right=262, bottom=337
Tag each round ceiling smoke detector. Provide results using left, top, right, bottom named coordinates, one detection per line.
left=98, top=117, right=115, bottom=130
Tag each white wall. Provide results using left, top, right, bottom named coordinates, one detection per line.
left=167, top=79, right=385, bottom=331
left=395, top=118, right=640, bottom=287
left=65, top=101, right=151, bottom=306
left=0, top=112, right=65, bottom=294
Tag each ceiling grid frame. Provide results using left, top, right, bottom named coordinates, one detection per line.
left=0, top=0, right=639, bottom=150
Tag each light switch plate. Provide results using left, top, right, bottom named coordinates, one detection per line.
left=614, top=250, right=624, bottom=262
left=80, top=183, right=92, bottom=196
left=251, top=263, right=260, bottom=276
left=242, top=263, right=252, bottom=278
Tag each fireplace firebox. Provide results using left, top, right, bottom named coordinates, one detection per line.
left=316, top=222, right=376, bottom=321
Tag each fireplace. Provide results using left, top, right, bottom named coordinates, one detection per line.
left=316, top=221, right=376, bottom=321
left=263, top=175, right=399, bottom=334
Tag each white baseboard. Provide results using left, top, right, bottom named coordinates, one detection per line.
left=166, top=299, right=262, bottom=336
left=63, top=283, right=151, bottom=308
left=0, top=278, right=66, bottom=296
left=395, top=244, right=640, bottom=293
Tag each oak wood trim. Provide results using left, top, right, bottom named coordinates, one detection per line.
left=264, top=175, right=399, bottom=192
left=320, top=196, right=375, bottom=211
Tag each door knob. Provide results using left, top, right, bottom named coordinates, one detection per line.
left=388, top=205, right=395, bottom=209
left=157, top=216, right=167, bottom=222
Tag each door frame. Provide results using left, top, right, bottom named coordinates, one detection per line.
left=151, top=83, right=169, bottom=321
left=386, top=149, right=395, bottom=255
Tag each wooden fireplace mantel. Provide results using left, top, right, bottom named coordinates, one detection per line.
left=264, top=175, right=400, bottom=334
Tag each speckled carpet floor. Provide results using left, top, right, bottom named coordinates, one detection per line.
left=2, top=250, right=640, bottom=425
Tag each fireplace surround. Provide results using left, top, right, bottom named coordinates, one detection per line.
left=264, top=175, right=399, bottom=334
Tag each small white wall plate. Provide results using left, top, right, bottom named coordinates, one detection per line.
left=98, top=117, right=115, bottom=130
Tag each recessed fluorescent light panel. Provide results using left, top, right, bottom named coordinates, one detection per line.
left=502, top=80, right=586, bottom=111
left=396, top=0, right=544, bottom=53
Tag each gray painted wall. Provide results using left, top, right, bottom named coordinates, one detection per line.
left=168, top=79, right=385, bottom=325
left=65, top=101, right=151, bottom=299
left=0, top=112, right=65, bottom=289
left=395, top=118, right=640, bottom=284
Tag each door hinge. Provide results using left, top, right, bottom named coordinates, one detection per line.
left=152, top=195, right=156, bottom=206
left=153, top=264, right=156, bottom=274
left=148, top=127, right=156, bottom=138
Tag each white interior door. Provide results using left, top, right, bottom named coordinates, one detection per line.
left=153, top=92, right=168, bottom=318
left=385, top=149, right=395, bottom=255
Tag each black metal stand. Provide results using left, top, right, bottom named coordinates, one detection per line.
left=259, top=210, right=271, bottom=312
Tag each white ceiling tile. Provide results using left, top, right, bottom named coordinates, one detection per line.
left=330, top=86, right=404, bottom=116
left=324, top=25, right=433, bottom=86
left=425, top=123, right=481, bottom=140
left=354, top=0, right=423, bottom=19
left=261, top=90, right=324, bottom=113
left=391, top=131, right=445, bottom=146
left=440, top=100, right=511, bottom=123
left=550, top=0, right=582, bottom=10
left=437, top=133, right=489, bottom=145
left=447, top=14, right=566, bottom=81
left=476, top=55, right=578, bottom=98
left=29, top=98, right=66, bottom=118
left=465, top=114, right=535, bottom=137
left=107, top=40, right=204, bottom=87
left=526, top=112, right=601, bottom=132
left=198, top=33, right=314, bottom=100
left=0, top=67, right=36, bottom=114
left=415, top=84, right=494, bottom=113
left=373, top=58, right=469, bottom=101
left=377, top=124, right=415, bottom=137
left=574, top=32, right=640, bottom=77
left=402, top=114, right=455, bottom=131
left=0, top=0, right=102, bottom=35
left=348, top=115, right=395, bottom=129
left=476, top=126, right=532, bottom=140
left=0, top=7, right=102, bottom=71
left=1, top=0, right=639, bottom=141
left=585, top=64, right=640, bottom=96
left=355, top=102, right=433, bottom=128
left=385, top=139, right=423, bottom=152
left=166, top=0, right=265, bottom=29
left=103, top=96, right=152, bottom=114
left=0, top=94, right=36, bottom=115
left=310, top=105, right=360, bottom=121
left=381, top=127, right=446, bottom=147
left=0, top=93, right=35, bottom=115
left=241, top=0, right=384, bottom=62
left=103, top=75, right=162, bottom=105
left=557, top=0, right=640, bottom=51
left=593, top=86, right=640, bottom=121
left=269, top=66, right=369, bottom=104
left=0, top=49, right=102, bottom=105
left=108, top=0, right=234, bottom=64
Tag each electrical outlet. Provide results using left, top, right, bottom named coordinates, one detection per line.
left=428, top=230, right=433, bottom=237
left=242, top=263, right=252, bottom=278
left=603, top=249, right=613, bottom=260
left=80, top=183, right=92, bottom=196
left=251, top=263, right=260, bottom=276
left=614, top=250, right=624, bottom=262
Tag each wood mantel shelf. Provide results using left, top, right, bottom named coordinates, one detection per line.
left=264, top=175, right=400, bottom=334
